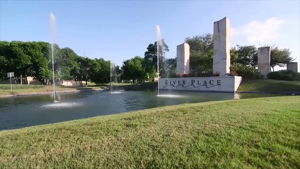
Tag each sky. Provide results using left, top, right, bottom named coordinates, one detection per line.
left=0, top=0, right=299, bottom=71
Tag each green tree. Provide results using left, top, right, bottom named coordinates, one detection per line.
left=57, top=48, right=80, bottom=80
left=0, top=41, right=10, bottom=79
left=231, top=46, right=293, bottom=72
left=230, top=45, right=257, bottom=66
left=185, top=34, right=213, bottom=75
left=110, top=64, right=122, bottom=83
left=89, top=59, right=110, bottom=84
left=122, top=56, right=146, bottom=83
left=30, top=42, right=52, bottom=84
left=164, top=58, right=176, bottom=77
left=7, top=41, right=32, bottom=78
left=143, top=40, right=169, bottom=80
left=271, top=47, right=292, bottom=71
left=77, top=57, right=93, bottom=85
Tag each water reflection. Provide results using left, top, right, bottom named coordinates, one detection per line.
left=0, top=90, right=284, bottom=130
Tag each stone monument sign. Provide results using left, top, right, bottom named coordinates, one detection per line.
left=159, top=76, right=242, bottom=92
left=159, top=17, right=242, bottom=93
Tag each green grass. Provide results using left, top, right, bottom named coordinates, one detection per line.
left=0, top=96, right=299, bottom=168
left=0, top=84, right=104, bottom=95
left=0, top=84, right=73, bottom=95
left=238, top=79, right=300, bottom=92
left=0, top=84, right=44, bottom=90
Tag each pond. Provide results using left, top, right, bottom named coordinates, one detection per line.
left=0, top=90, right=282, bottom=130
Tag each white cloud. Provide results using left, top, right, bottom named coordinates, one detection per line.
left=232, top=17, right=284, bottom=46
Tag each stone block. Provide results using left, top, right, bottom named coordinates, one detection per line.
left=287, top=62, right=298, bottom=72
left=213, top=17, right=231, bottom=76
left=176, top=43, right=190, bottom=76
left=258, top=47, right=271, bottom=77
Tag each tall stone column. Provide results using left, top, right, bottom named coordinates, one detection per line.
left=287, top=62, right=298, bottom=72
left=176, top=43, right=190, bottom=76
left=258, top=47, right=271, bottom=77
left=213, top=17, right=231, bottom=76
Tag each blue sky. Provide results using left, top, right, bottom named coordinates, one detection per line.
left=0, top=0, right=299, bottom=70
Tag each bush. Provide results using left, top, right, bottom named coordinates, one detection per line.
left=267, top=70, right=300, bottom=81
left=230, top=63, right=262, bottom=79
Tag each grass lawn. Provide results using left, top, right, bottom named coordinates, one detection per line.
left=238, top=79, right=300, bottom=92
left=0, top=84, right=105, bottom=95
left=0, top=84, right=73, bottom=95
left=0, top=96, right=299, bottom=168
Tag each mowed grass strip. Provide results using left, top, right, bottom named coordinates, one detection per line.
left=238, top=79, right=300, bottom=92
left=0, top=96, right=299, bottom=168
left=0, top=84, right=76, bottom=95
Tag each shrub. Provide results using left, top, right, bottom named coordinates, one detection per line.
left=230, top=63, right=262, bottom=79
left=267, top=70, right=300, bottom=81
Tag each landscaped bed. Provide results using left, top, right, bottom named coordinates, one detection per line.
left=0, top=96, right=299, bottom=168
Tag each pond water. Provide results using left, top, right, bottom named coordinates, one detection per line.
left=0, top=90, right=281, bottom=130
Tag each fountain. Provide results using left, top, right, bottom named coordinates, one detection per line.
left=156, top=25, right=162, bottom=96
left=110, top=61, right=123, bottom=94
left=49, top=13, right=57, bottom=102
left=40, top=13, right=82, bottom=108
left=155, top=25, right=184, bottom=98
left=110, top=61, right=114, bottom=93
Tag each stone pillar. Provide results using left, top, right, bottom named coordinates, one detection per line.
left=258, top=47, right=271, bottom=77
left=176, top=43, right=190, bottom=76
left=287, top=62, right=298, bottom=72
left=213, top=17, right=231, bottom=76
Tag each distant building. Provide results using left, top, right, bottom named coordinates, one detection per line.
left=60, top=80, right=82, bottom=87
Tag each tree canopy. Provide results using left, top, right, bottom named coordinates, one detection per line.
left=143, top=40, right=169, bottom=79
left=122, top=56, right=146, bottom=82
left=185, top=34, right=213, bottom=76
left=0, top=41, right=110, bottom=84
left=270, top=47, right=292, bottom=70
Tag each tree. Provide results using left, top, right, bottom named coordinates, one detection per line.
left=164, top=58, right=176, bottom=77
left=185, top=34, right=213, bottom=75
left=143, top=40, right=169, bottom=80
left=110, top=64, right=122, bottom=83
left=0, top=41, right=112, bottom=84
left=271, top=47, right=292, bottom=71
left=77, top=57, right=93, bottom=85
left=57, top=48, right=80, bottom=80
left=30, top=42, right=52, bottom=84
left=122, top=56, right=146, bottom=82
left=230, top=45, right=257, bottom=66
left=143, top=43, right=156, bottom=79
left=89, top=59, right=110, bottom=84
left=0, top=41, right=10, bottom=79
left=6, top=41, right=32, bottom=78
